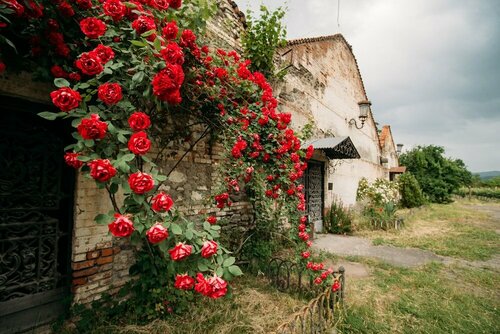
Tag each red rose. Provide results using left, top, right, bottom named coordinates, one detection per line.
left=207, top=275, right=227, bottom=299
left=149, top=0, right=169, bottom=10
left=78, top=114, right=107, bottom=140
left=151, top=192, right=174, bottom=212
left=51, top=65, right=68, bottom=78
left=76, top=51, right=103, bottom=76
left=69, top=72, right=81, bottom=82
left=162, top=21, right=178, bottom=40
left=55, top=44, right=70, bottom=58
left=194, top=273, right=212, bottom=296
left=206, top=216, right=217, bottom=224
left=160, top=42, right=184, bottom=65
left=75, top=0, right=92, bottom=9
left=128, top=171, right=154, bottom=194
left=168, top=0, right=182, bottom=10
left=169, top=242, right=192, bottom=261
left=174, top=274, right=195, bottom=290
left=5, top=0, right=24, bottom=16
left=313, top=277, right=323, bottom=285
left=0, top=62, right=5, bottom=74
left=50, top=87, right=81, bottom=112
left=332, top=280, right=340, bottom=292
left=25, top=0, right=43, bottom=18
left=64, top=152, right=83, bottom=169
left=298, top=231, right=309, bottom=241
left=146, top=222, right=169, bottom=244
left=201, top=240, right=218, bottom=258
left=98, top=82, right=123, bottom=105
left=88, top=159, right=116, bottom=182
left=103, top=0, right=126, bottom=21
left=179, top=29, right=196, bottom=48
left=132, top=15, right=156, bottom=35
left=128, top=131, right=151, bottom=155
left=128, top=111, right=151, bottom=132
left=79, top=18, right=106, bottom=39
left=93, top=44, right=115, bottom=64
left=58, top=2, right=75, bottom=17
left=108, top=213, right=135, bottom=237
left=151, top=63, right=184, bottom=104
left=301, top=251, right=310, bottom=259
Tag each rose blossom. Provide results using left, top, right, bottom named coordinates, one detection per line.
left=146, top=222, right=169, bottom=244
left=93, top=44, right=115, bottom=64
left=58, top=1, right=75, bottom=17
left=75, top=51, right=103, bottom=76
left=50, top=87, right=81, bottom=112
left=108, top=213, right=135, bottom=237
left=64, top=152, right=83, bottom=169
left=162, top=21, right=178, bottom=40
left=103, top=0, right=126, bottom=21
left=194, top=273, right=212, bottom=296
left=88, top=159, right=116, bottom=182
left=128, top=131, right=151, bottom=155
left=151, top=63, right=184, bottom=104
left=79, top=17, right=106, bottom=39
left=128, top=171, right=154, bottom=194
left=160, top=42, right=184, bottom=65
left=174, top=274, right=195, bottom=290
left=301, top=251, right=310, bottom=259
left=151, top=192, right=174, bottom=212
left=128, top=111, right=151, bottom=131
left=98, top=82, right=123, bottom=105
left=169, top=242, right=192, bottom=261
left=149, top=0, right=169, bottom=10
left=207, top=275, right=227, bottom=299
left=77, top=114, right=107, bottom=140
left=132, top=15, right=156, bottom=35
left=168, top=0, right=182, bottom=9
left=206, top=216, right=217, bottom=224
left=201, top=240, right=218, bottom=258
left=50, top=65, right=68, bottom=78
left=332, top=280, right=341, bottom=292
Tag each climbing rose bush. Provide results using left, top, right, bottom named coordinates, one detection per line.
left=0, top=0, right=339, bottom=312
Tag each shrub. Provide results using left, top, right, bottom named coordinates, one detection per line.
left=324, top=198, right=353, bottom=234
left=398, top=172, right=425, bottom=208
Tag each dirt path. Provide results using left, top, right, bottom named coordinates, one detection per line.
left=314, top=203, right=500, bottom=269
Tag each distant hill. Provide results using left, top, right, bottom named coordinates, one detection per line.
left=475, top=171, right=500, bottom=180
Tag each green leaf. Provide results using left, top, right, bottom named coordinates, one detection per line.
left=170, top=223, right=182, bottom=235
left=222, top=257, right=235, bottom=267
left=228, top=265, right=243, bottom=276
left=109, top=183, right=119, bottom=194
left=117, top=133, right=127, bottom=144
left=132, top=71, right=145, bottom=83
left=54, top=78, right=70, bottom=88
left=197, top=263, right=209, bottom=272
left=216, top=267, right=224, bottom=277
left=95, top=213, right=110, bottom=225
left=141, top=30, right=155, bottom=37
left=122, top=153, right=136, bottom=162
left=38, top=112, right=59, bottom=121
left=185, top=229, right=193, bottom=240
left=77, top=155, right=92, bottom=162
left=203, top=222, right=211, bottom=231
left=130, top=40, right=147, bottom=47
left=153, top=38, right=162, bottom=51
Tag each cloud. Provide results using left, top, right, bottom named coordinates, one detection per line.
left=236, top=0, right=500, bottom=171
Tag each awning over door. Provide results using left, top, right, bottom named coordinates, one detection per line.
left=302, top=136, right=360, bottom=159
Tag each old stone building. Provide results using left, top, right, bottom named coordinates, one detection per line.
left=275, top=35, right=400, bottom=231
left=0, top=1, right=400, bottom=332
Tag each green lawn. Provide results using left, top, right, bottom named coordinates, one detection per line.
left=356, top=200, right=500, bottom=261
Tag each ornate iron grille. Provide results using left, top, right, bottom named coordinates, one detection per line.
left=303, top=161, right=324, bottom=231
left=0, top=99, right=74, bottom=332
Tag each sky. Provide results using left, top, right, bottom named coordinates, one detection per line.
left=236, top=0, right=500, bottom=172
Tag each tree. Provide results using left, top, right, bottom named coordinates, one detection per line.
left=399, top=145, right=472, bottom=203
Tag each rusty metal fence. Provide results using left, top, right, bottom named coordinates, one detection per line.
left=267, top=258, right=345, bottom=333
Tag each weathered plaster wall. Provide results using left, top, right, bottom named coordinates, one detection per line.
left=276, top=35, right=389, bottom=207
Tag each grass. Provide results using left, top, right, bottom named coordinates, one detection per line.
left=354, top=199, right=500, bottom=261
left=333, top=257, right=500, bottom=333
left=63, top=276, right=308, bottom=334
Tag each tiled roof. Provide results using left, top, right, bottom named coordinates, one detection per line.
left=379, top=125, right=391, bottom=148
left=227, top=0, right=247, bottom=27
left=389, top=166, right=406, bottom=173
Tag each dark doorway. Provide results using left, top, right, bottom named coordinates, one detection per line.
left=0, top=96, right=75, bottom=333
left=303, top=160, right=325, bottom=232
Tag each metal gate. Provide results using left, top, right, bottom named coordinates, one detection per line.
left=303, top=161, right=324, bottom=233
left=0, top=96, right=74, bottom=333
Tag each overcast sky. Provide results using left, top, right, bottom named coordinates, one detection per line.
left=236, top=0, right=500, bottom=172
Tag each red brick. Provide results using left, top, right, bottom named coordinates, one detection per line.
left=101, top=248, right=114, bottom=257
left=86, top=250, right=100, bottom=260
left=113, top=246, right=121, bottom=255
left=72, top=277, right=88, bottom=286
left=73, top=266, right=99, bottom=278
left=96, top=256, right=114, bottom=265
left=72, top=260, right=95, bottom=271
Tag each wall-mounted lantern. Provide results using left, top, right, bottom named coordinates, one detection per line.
left=348, top=100, right=371, bottom=129
left=396, top=143, right=404, bottom=155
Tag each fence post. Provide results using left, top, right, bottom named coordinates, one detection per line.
left=339, top=266, right=345, bottom=301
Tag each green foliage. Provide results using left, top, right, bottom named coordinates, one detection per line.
left=398, top=172, right=425, bottom=208
left=242, top=5, right=287, bottom=77
left=324, top=198, right=353, bottom=234
left=456, top=187, right=500, bottom=200
left=399, top=145, right=472, bottom=203
left=357, top=178, right=401, bottom=230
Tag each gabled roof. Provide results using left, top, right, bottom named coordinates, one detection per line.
left=283, top=34, right=368, bottom=100
left=302, top=136, right=361, bottom=159
left=379, top=125, right=395, bottom=150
